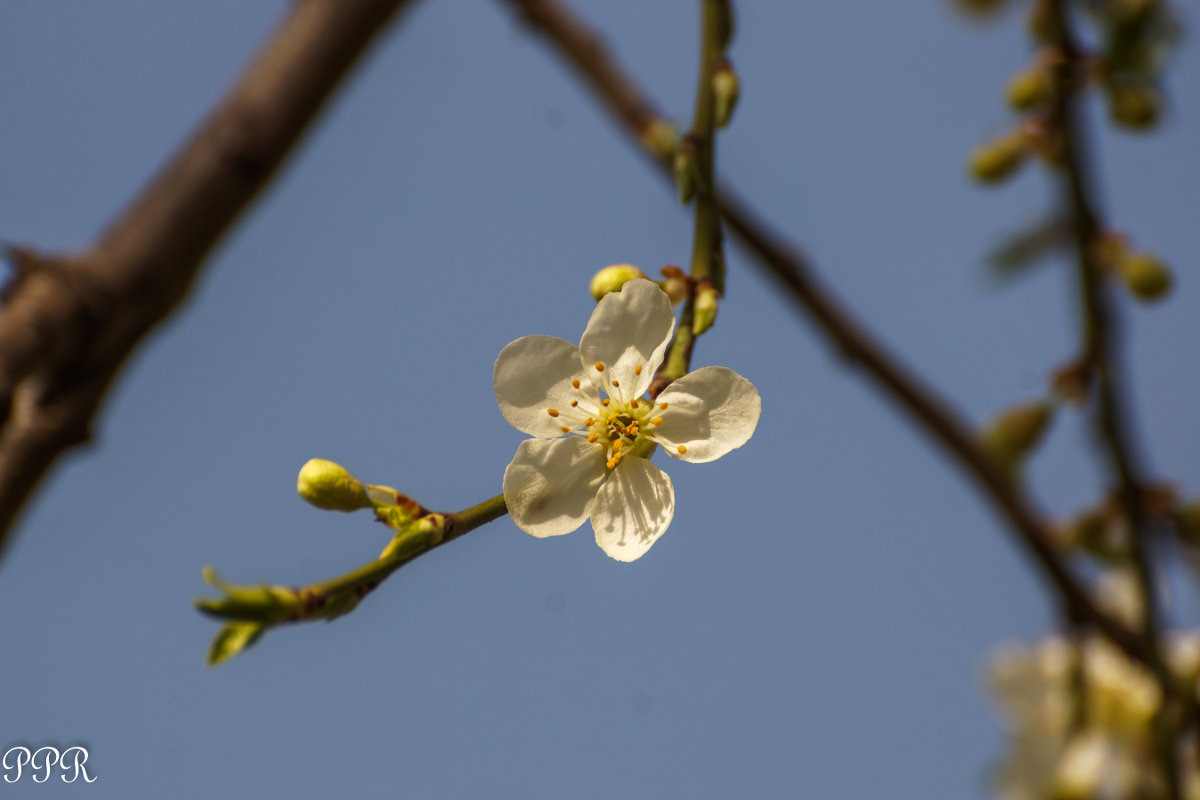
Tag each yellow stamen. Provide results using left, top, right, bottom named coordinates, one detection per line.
left=659, top=402, right=669, bottom=410
left=601, top=399, right=610, bottom=407
left=631, top=399, right=639, bottom=409
left=634, top=364, right=643, bottom=375
left=612, top=440, right=625, bottom=451
left=611, top=379, right=620, bottom=388
left=571, top=379, right=581, bottom=389
left=651, top=417, right=664, bottom=426
left=585, top=418, right=595, bottom=427
left=570, top=400, right=578, bottom=407
left=594, top=362, right=605, bottom=372
left=560, top=425, right=570, bottom=433
left=606, top=455, right=621, bottom=470
left=547, top=409, right=559, bottom=417
left=587, top=433, right=599, bottom=443
left=677, top=445, right=687, bottom=454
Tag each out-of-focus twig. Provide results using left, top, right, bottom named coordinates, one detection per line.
left=498, top=0, right=1148, bottom=663
left=1045, top=1, right=1177, bottom=794
left=0, top=0, right=419, bottom=558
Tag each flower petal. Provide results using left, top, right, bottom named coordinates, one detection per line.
left=578, top=279, right=674, bottom=402
left=495, top=335, right=597, bottom=437
left=648, top=366, right=761, bottom=463
left=590, top=457, right=674, bottom=562
left=503, top=437, right=607, bottom=538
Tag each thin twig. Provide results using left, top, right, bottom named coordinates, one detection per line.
left=0, top=0, right=419, bottom=557
left=498, top=0, right=1147, bottom=663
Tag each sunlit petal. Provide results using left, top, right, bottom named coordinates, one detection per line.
left=590, top=458, right=674, bottom=562
left=503, top=437, right=607, bottom=538
left=649, top=366, right=761, bottom=463
left=495, top=335, right=598, bottom=437
left=578, top=279, right=674, bottom=402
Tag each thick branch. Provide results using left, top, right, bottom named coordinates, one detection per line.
left=0, top=0, right=418, bottom=556
left=498, top=0, right=1145, bottom=661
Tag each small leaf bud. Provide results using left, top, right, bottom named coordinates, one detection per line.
left=673, top=137, right=698, bottom=204
left=589, top=264, right=647, bottom=301
left=639, top=118, right=680, bottom=161
left=1107, top=83, right=1160, bottom=129
left=691, top=282, right=719, bottom=335
left=712, top=59, right=740, bottom=129
left=982, top=400, right=1056, bottom=467
left=297, top=458, right=371, bottom=512
left=659, top=265, right=690, bottom=306
left=1006, top=65, right=1052, bottom=110
left=206, top=621, right=267, bottom=667
left=1117, top=250, right=1172, bottom=302
left=968, top=132, right=1028, bottom=184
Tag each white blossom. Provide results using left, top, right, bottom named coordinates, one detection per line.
left=494, top=278, right=760, bottom=561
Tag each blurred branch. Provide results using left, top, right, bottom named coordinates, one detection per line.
left=498, top=0, right=1148, bottom=662
left=1045, top=1, right=1177, bottom=793
left=0, top=0, right=419, bottom=557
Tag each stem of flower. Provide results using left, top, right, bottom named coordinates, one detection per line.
left=655, top=0, right=730, bottom=395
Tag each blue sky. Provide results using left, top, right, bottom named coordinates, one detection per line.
left=2, top=1, right=1198, bottom=797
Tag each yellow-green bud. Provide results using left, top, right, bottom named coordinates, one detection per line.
left=589, top=264, right=647, bottom=300
left=982, top=401, right=1056, bottom=467
left=673, top=138, right=698, bottom=204
left=1107, top=83, right=1160, bottom=129
left=712, top=59, right=740, bottom=129
left=1006, top=65, right=1052, bottom=110
left=640, top=118, right=680, bottom=161
left=296, top=458, right=370, bottom=512
left=968, top=132, right=1028, bottom=184
left=659, top=265, right=690, bottom=306
left=691, top=283, right=719, bottom=335
left=1117, top=250, right=1172, bottom=301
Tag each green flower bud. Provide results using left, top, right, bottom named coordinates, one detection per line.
left=712, top=59, right=740, bottom=129
left=673, top=138, right=698, bottom=204
left=691, top=283, right=719, bottom=335
left=296, top=458, right=371, bottom=511
left=968, top=132, right=1028, bottom=184
left=1006, top=65, right=1052, bottom=110
left=1118, top=250, right=1172, bottom=301
left=982, top=400, right=1056, bottom=468
left=589, top=264, right=647, bottom=300
left=1107, top=83, right=1160, bottom=129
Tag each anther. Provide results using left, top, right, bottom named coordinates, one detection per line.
left=570, top=400, right=578, bottom=407
left=606, top=456, right=620, bottom=470
left=560, top=425, right=570, bottom=433
left=547, top=409, right=560, bottom=417
left=587, top=433, right=599, bottom=443
left=635, top=364, right=643, bottom=375
left=601, top=399, right=610, bottom=407
left=572, top=379, right=581, bottom=389
left=611, top=380, right=620, bottom=388
left=631, top=399, right=639, bottom=408
left=585, top=418, right=595, bottom=426
left=651, top=417, right=664, bottom=426
left=613, top=440, right=625, bottom=451
left=677, top=445, right=687, bottom=454
left=595, top=362, right=605, bottom=372
left=659, top=402, right=669, bottom=410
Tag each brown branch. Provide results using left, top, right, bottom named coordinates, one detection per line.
left=498, top=0, right=1147, bottom=662
left=0, top=0, right=419, bottom=557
